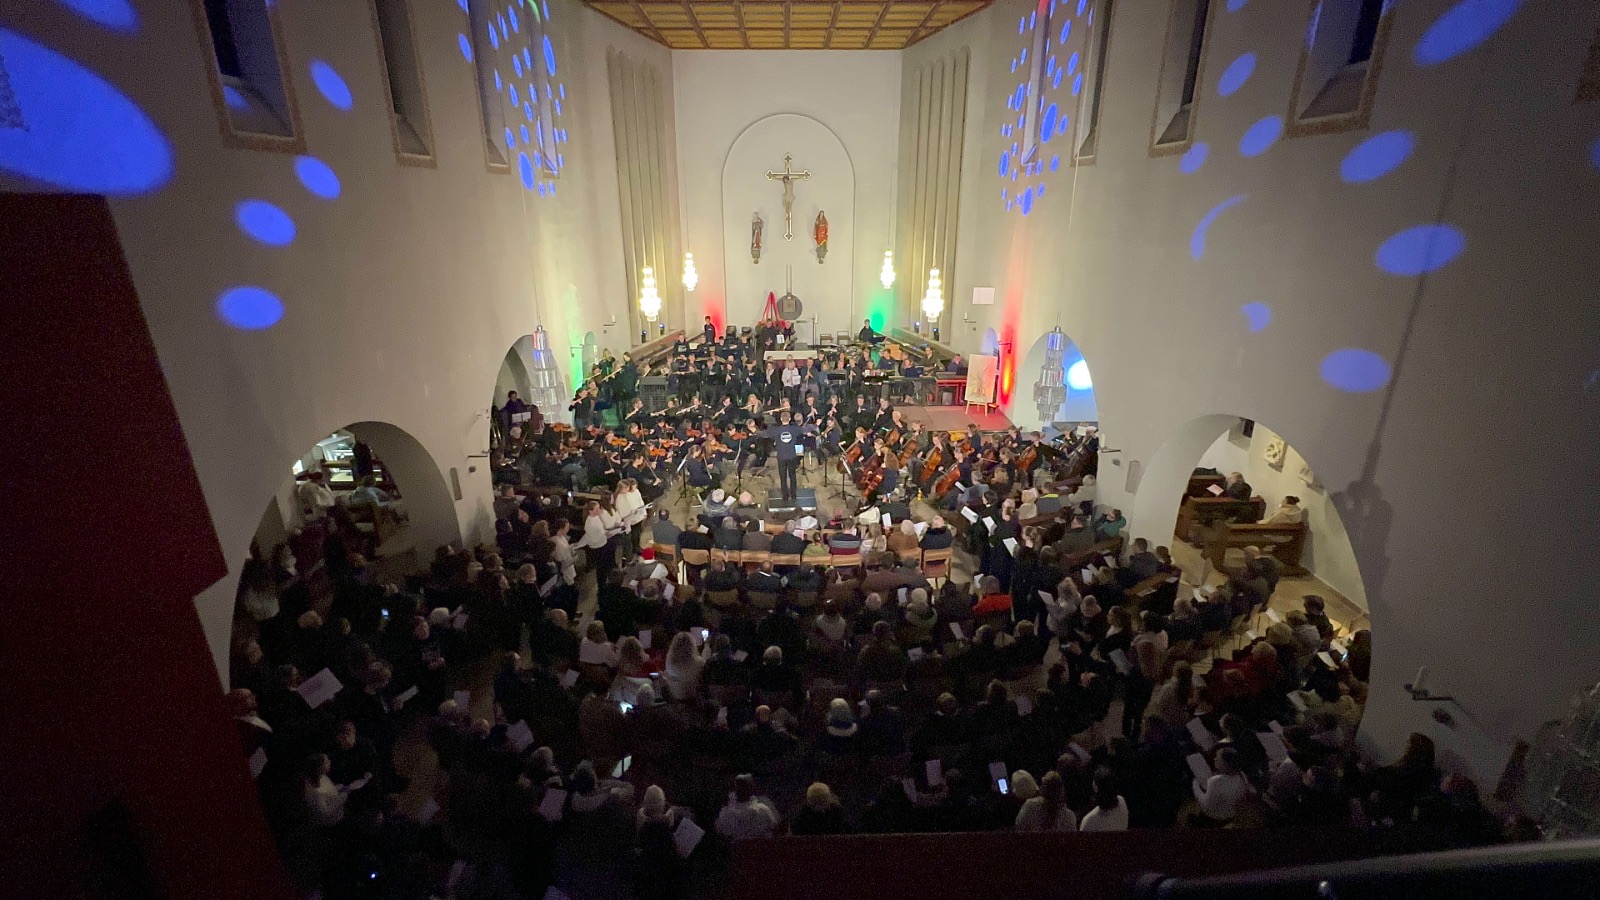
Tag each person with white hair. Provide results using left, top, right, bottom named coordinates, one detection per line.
left=715, top=774, right=779, bottom=841
left=887, top=519, right=920, bottom=555
left=663, top=631, right=708, bottom=701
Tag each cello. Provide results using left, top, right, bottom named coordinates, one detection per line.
left=919, top=436, right=946, bottom=485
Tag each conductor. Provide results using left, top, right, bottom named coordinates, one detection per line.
left=761, top=409, right=816, bottom=504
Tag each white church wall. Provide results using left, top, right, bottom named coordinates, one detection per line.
left=0, top=0, right=669, bottom=678
left=672, top=51, right=901, bottom=334
left=907, top=0, right=1600, bottom=782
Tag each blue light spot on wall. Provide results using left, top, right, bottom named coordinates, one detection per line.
left=235, top=200, right=296, bottom=246
left=1077, top=0, right=1087, bottom=13
left=514, top=55, right=523, bottom=77
left=0, top=29, right=174, bottom=195
left=554, top=99, right=562, bottom=115
left=524, top=102, right=533, bottom=121
left=521, top=124, right=530, bottom=144
left=458, top=0, right=468, bottom=11
left=1413, top=0, right=1523, bottom=66
left=1375, top=224, right=1466, bottom=276
left=294, top=156, right=340, bottom=199
left=1002, top=123, right=1012, bottom=137
left=1057, top=114, right=1071, bottom=137
left=1040, top=104, right=1059, bottom=142
left=1320, top=349, right=1391, bottom=393
left=1239, top=115, right=1283, bottom=157
left=1029, top=10, right=1036, bottom=29
left=509, top=6, right=519, bottom=30
left=218, top=286, right=284, bottom=330
left=224, top=84, right=247, bottom=109
left=1180, top=142, right=1209, bottom=174
left=518, top=152, right=535, bottom=189
left=1217, top=53, right=1255, bottom=96
left=504, top=127, right=515, bottom=149
left=559, top=83, right=566, bottom=99
left=310, top=61, right=352, bottom=110
left=999, top=150, right=1010, bottom=177
left=1019, top=186, right=1035, bottom=215
left=499, top=14, right=507, bottom=39
left=1340, top=130, right=1414, bottom=183
left=524, top=48, right=532, bottom=68
left=1241, top=302, right=1271, bottom=332
left=1060, top=20, right=1070, bottom=42
left=1050, top=154, right=1060, bottom=172
left=1190, top=195, right=1247, bottom=260
left=495, top=70, right=504, bottom=91
left=1068, top=52, right=1079, bottom=75
left=1072, top=73, right=1083, bottom=95
left=54, top=0, right=139, bottom=32
left=488, top=22, right=499, bottom=49
left=1020, top=16, right=1026, bottom=34
left=1590, top=136, right=1600, bottom=170
left=1227, top=0, right=1249, bottom=10
left=543, top=2, right=550, bottom=19
left=1052, top=69, right=1063, bottom=89
left=1020, top=47, right=1028, bottom=64
left=510, top=84, right=519, bottom=105
left=544, top=35, right=557, bottom=76
left=459, top=34, right=473, bottom=61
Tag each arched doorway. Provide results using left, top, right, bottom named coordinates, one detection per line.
left=490, top=328, right=568, bottom=448
left=1129, top=414, right=1370, bottom=626
left=230, top=420, right=460, bottom=682
left=1015, top=327, right=1099, bottom=433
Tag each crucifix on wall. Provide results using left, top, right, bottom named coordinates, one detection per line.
left=765, top=153, right=811, bottom=241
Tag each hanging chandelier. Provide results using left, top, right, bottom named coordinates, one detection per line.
left=639, top=266, right=661, bottom=321
left=880, top=249, right=896, bottom=289
left=682, top=252, right=698, bottom=292
left=920, top=267, right=944, bottom=321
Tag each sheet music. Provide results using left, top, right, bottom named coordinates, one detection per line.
left=1187, top=752, right=1215, bottom=781
left=1186, top=717, right=1217, bottom=751
left=296, top=668, right=343, bottom=709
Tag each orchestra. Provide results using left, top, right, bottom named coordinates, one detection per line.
left=490, top=323, right=1094, bottom=517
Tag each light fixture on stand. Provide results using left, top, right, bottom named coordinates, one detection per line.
left=682, top=252, right=698, bottom=293
left=639, top=266, right=660, bottom=343
left=880, top=250, right=896, bottom=290
left=1033, top=326, right=1067, bottom=424
left=921, top=267, right=944, bottom=342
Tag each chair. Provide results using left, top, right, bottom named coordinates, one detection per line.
left=895, top=546, right=923, bottom=565
left=707, top=589, right=740, bottom=609
left=768, top=553, right=802, bottom=569
left=791, top=590, right=820, bottom=611
left=653, top=543, right=678, bottom=564
left=828, top=552, right=863, bottom=570
left=709, top=547, right=735, bottom=565
left=679, top=548, right=710, bottom=567
left=922, top=547, right=953, bottom=587
left=741, top=550, right=771, bottom=571
left=748, top=591, right=779, bottom=612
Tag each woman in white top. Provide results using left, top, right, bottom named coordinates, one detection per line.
left=303, top=753, right=347, bottom=827
left=663, top=631, right=708, bottom=701
left=1193, top=747, right=1251, bottom=822
left=1079, top=773, right=1129, bottom=832
left=551, top=519, right=578, bottom=584
left=614, top=479, right=648, bottom=545
left=578, top=620, right=620, bottom=667
left=1262, top=495, right=1305, bottom=526
left=577, top=500, right=623, bottom=575
left=1015, top=770, right=1077, bottom=832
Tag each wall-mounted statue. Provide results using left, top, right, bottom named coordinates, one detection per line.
left=752, top=212, right=764, bottom=265
left=814, top=211, right=828, bottom=264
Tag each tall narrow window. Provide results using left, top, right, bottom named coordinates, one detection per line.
left=1150, top=0, right=1212, bottom=152
left=192, top=0, right=303, bottom=148
left=1020, top=0, right=1053, bottom=164
left=1077, top=0, right=1116, bottom=161
left=369, top=0, right=434, bottom=163
left=1287, top=0, right=1395, bottom=132
left=465, top=0, right=508, bottom=170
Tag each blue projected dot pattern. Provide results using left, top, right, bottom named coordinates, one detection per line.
left=235, top=200, right=296, bottom=246
left=218, top=286, right=285, bottom=331
left=1320, top=349, right=1391, bottom=393
left=459, top=34, right=473, bottom=60
left=1180, top=142, right=1209, bottom=174
left=1376, top=225, right=1466, bottom=276
left=295, top=156, right=341, bottom=199
left=1239, top=115, right=1284, bottom=157
left=1341, top=131, right=1414, bottom=183
left=1413, top=0, right=1524, bottom=67
left=465, top=0, right=571, bottom=190
left=1190, top=195, right=1248, bottom=260
left=1590, top=136, right=1600, bottom=171
left=0, top=28, right=173, bottom=195
left=1241, top=302, right=1271, bottom=333
left=1226, top=0, right=1249, bottom=10
left=224, top=84, right=247, bottom=109
left=519, top=152, right=535, bottom=188
left=993, top=0, right=1100, bottom=216
left=310, top=60, right=353, bottom=110
left=55, top=0, right=139, bottom=33
left=1217, top=53, right=1255, bottom=97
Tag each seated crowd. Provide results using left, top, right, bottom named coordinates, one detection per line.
left=227, top=476, right=1522, bottom=900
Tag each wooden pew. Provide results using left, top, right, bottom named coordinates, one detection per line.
left=1185, top=472, right=1226, bottom=498
left=1174, top=495, right=1266, bottom=541
left=1204, top=522, right=1309, bottom=576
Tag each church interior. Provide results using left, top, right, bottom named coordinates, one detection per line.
left=4, top=0, right=1600, bottom=897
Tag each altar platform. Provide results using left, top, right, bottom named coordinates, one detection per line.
left=899, top=404, right=1014, bottom=434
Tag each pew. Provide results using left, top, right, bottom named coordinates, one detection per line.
left=1204, top=521, right=1309, bottom=576
left=1175, top=495, right=1266, bottom=541
left=1185, top=472, right=1226, bottom=498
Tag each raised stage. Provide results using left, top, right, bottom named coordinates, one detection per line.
left=899, top=404, right=1015, bottom=434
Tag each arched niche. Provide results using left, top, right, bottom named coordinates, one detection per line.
left=721, top=114, right=855, bottom=333
left=1014, top=329, right=1099, bottom=432
left=232, top=420, right=460, bottom=677
left=1129, top=414, right=1369, bottom=614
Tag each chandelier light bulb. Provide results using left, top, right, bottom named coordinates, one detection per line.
left=639, top=266, right=661, bottom=321
left=880, top=249, right=896, bottom=289
left=682, top=252, right=698, bottom=292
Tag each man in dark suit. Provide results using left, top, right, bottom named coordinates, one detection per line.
left=1223, top=471, right=1252, bottom=501
left=703, top=316, right=717, bottom=345
left=647, top=509, right=680, bottom=550
left=770, top=525, right=807, bottom=557
left=714, top=517, right=745, bottom=551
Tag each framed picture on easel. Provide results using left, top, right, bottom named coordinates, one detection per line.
left=965, top=354, right=998, bottom=412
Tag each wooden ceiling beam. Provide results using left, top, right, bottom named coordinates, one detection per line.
left=783, top=0, right=792, bottom=47
left=864, top=1, right=892, bottom=45
left=825, top=0, right=842, bottom=48
left=630, top=0, right=666, bottom=42
left=680, top=0, right=709, bottom=48
left=734, top=1, right=750, bottom=48
left=905, top=0, right=944, bottom=44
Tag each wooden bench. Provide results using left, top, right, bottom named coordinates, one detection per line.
left=1204, top=522, right=1309, bottom=576
left=1184, top=473, right=1226, bottom=498
left=1174, top=495, right=1266, bottom=540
